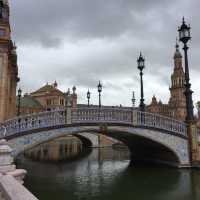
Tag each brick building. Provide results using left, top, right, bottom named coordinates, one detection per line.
left=17, top=82, right=77, bottom=115
left=0, top=0, right=19, bottom=122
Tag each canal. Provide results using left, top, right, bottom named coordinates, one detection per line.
left=17, top=148, right=200, bottom=200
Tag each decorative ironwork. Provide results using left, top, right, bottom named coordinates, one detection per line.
left=0, top=108, right=187, bottom=139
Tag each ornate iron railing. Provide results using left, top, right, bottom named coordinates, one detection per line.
left=0, top=107, right=187, bottom=139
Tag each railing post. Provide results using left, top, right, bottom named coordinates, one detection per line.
left=132, top=109, right=138, bottom=126
left=187, top=121, right=200, bottom=166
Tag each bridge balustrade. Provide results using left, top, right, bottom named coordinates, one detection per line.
left=135, top=111, right=187, bottom=136
left=0, top=110, right=66, bottom=138
left=0, top=107, right=187, bottom=139
left=72, top=107, right=133, bottom=124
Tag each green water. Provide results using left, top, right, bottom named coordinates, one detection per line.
left=17, top=148, right=200, bottom=200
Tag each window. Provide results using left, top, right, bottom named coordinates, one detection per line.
left=2, top=9, right=7, bottom=19
left=47, top=99, right=51, bottom=106
left=60, top=99, right=64, bottom=105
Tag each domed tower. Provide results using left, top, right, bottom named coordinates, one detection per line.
left=168, top=41, right=186, bottom=121
left=0, top=0, right=19, bottom=122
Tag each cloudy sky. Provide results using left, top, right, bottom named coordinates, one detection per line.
left=9, top=0, right=200, bottom=109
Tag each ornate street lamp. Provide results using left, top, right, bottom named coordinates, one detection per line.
left=132, top=91, right=136, bottom=108
left=178, top=17, right=194, bottom=121
left=87, top=90, right=91, bottom=107
left=17, top=88, right=22, bottom=116
left=137, top=53, right=145, bottom=112
left=97, top=81, right=102, bottom=108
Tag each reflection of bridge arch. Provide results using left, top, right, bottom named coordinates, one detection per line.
left=8, top=125, right=189, bottom=167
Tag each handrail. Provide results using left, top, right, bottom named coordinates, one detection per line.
left=72, top=107, right=133, bottom=124
left=0, top=108, right=187, bottom=139
left=134, top=111, right=187, bottom=136
left=0, top=174, right=38, bottom=200
left=0, top=109, right=66, bottom=138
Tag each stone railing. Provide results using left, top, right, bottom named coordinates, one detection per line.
left=0, top=174, right=38, bottom=200
left=133, top=111, right=187, bottom=136
left=0, top=109, right=66, bottom=138
left=0, top=108, right=187, bottom=139
left=72, top=107, right=133, bottom=124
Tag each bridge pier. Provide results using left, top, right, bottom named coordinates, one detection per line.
left=187, top=122, right=200, bottom=167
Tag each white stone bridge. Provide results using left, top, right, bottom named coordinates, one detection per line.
left=0, top=106, right=198, bottom=167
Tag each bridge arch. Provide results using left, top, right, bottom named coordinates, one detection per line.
left=8, top=125, right=189, bottom=168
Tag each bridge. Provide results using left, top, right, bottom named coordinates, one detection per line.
left=0, top=106, right=197, bottom=168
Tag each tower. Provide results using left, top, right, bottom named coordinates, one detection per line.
left=168, top=41, right=186, bottom=120
left=0, top=0, right=19, bottom=122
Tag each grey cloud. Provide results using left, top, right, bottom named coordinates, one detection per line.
left=10, top=0, right=179, bottom=47
left=10, top=0, right=200, bottom=106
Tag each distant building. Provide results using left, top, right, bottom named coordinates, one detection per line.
left=16, top=94, right=43, bottom=115
left=17, top=82, right=77, bottom=115
left=147, top=42, right=187, bottom=121
left=30, top=81, right=66, bottom=111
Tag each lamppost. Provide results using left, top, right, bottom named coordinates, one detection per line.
left=132, top=91, right=136, bottom=108
left=137, top=53, right=145, bottom=112
left=87, top=90, right=91, bottom=107
left=17, top=88, right=22, bottom=116
left=178, top=17, right=194, bottom=122
left=97, top=81, right=102, bottom=108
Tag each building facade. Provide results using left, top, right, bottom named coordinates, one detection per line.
left=0, top=0, right=19, bottom=122
left=17, top=82, right=77, bottom=115
left=16, top=94, right=43, bottom=115
left=147, top=42, right=187, bottom=121
left=30, top=81, right=67, bottom=111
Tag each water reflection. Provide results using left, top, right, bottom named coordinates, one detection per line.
left=17, top=148, right=200, bottom=200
